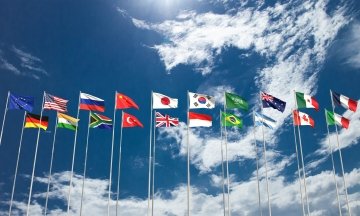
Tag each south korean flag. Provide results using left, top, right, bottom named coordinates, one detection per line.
left=188, top=92, right=215, bottom=109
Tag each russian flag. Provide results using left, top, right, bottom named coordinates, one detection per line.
left=332, top=91, right=357, bottom=112
left=80, top=92, right=105, bottom=112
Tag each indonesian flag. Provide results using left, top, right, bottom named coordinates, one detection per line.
left=332, top=91, right=357, bottom=112
left=295, top=92, right=319, bottom=111
left=152, top=92, right=178, bottom=109
left=188, top=112, right=212, bottom=127
left=293, top=110, right=315, bottom=128
left=122, top=112, right=143, bottom=128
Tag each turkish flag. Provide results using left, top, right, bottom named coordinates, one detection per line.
left=122, top=112, right=143, bottom=128
left=116, top=93, right=139, bottom=110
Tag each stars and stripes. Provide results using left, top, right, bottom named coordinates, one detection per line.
left=155, top=112, right=179, bottom=127
left=44, top=93, right=68, bottom=113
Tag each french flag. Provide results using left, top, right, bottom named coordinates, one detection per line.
left=332, top=91, right=358, bottom=112
left=80, top=92, right=105, bottom=112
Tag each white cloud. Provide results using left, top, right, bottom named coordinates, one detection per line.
left=342, top=21, right=360, bottom=68
left=4, top=168, right=360, bottom=215
left=0, top=46, right=48, bottom=79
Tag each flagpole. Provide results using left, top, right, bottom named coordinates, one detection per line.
left=252, top=112, right=263, bottom=216
left=44, top=112, right=59, bottom=215
left=223, top=92, right=231, bottom=216
left=8, top=111, right=26, bottom=216
left=325, top=109, right=342, bottom=216
left=0, top=91, right=9, bottom=146
left=291, top=113, right=306, bottom=216
left=330, top=90, right=351, bottom=216
left=258, top=93, right=271, bottom=216
left=293, top=91, right=311, bottom=216
left=147, top=91, right=153, bottom=216
left=187, top=90, right=191, bottom=216
left=26, top=91, right=45, bottom=216
left=152, top=111, right=157, bottom=212
left=220, top=110, right=226, bottom=216
left=108, top=91, right=117, bottom=216
left=79, top=112, right=91, bottom=216
left=66, top=91, right=81, bottom=215
left=115, top=111, right=124, bottom=216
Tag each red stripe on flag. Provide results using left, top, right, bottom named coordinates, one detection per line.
left=188, top=112, right=212, bottom=121
left=80, top=104, right=105, bottom=112
left=348, top=99, right=358, bottom=112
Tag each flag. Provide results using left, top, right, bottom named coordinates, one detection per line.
left=152, top=92, right=178, bottom=109
left=325, top=109, right=350, bottom=129
left=254, top=112, right=276, bottom=129
left=116, top=93, right=139, bottom=110
left=225, top=92, right=248, bottom=110
left=221, top=112, right=242, bottom=128
left=295, top=92, right=319, bottom=111
left=8, top=93, right=34, bottom=112
left=57, top=113, right=79, bottom=131
left=261, top=92, right=286, bottom=112
left=155, top=112, right=179, bottom=127
left=44, top=93, right=68, bottom=113
left=122, top=112, right=144, bottom=128
left=80, top=93, right=105, bottom=112
left=90, top=112, right=112, bottom=129
left=188, top=92, right=215, bottom=109
left=188, top=112, right=212, bottom=127
left=25, top=113, right=49, bottom=130
left=293, top=110, right=314, bottom=127
left=332, top=91, right=357, bottom=112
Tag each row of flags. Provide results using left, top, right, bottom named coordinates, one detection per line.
left=4, top=90, right=358, bottom=131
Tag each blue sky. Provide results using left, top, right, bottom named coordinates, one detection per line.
left=1, top=0, right=360, bottom=215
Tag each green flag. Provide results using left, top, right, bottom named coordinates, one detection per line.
left=221, top=112, right=243, bottom=128
left=225, top=92, right=249, bottom=110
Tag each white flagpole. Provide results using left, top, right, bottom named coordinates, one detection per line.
left=44, top=112, right=59, bottom=215
left=187, top=90, right=191, bottom=216
left=330, top=90, right=351, bottom=216
left=223, top=93, right=231, bottom=216
left=291, top=114, right=306, bottom=216
left=293, top=91, right=311, bottom=216
left=8, top=111, right=26, bottom=216
left=147, top=91, right=153, bottom=216
left=115, top=111, right=124, bottom=216
left=0, top=91, right=10, bottom=146
left=26, top=91, right=45, bottom=216
left=325, top=109, right=342, bottom=216
left=66, top=91, right=81, bottom=215
left=219, top=110, right=226, bottom=216
left=79, top=112, right=91, bottom=216
left=151, top=110, right=156, bottom=216
left=108, top=91, right=117, bottom=216
left=258, top=93, right=271, bottom=216
left=252, top=112, right=263, bottom=216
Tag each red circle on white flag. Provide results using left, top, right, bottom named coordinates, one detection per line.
left=161, top=97, right=170, bottom=105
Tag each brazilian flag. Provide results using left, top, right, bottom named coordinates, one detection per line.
left=221, top=112, right=242, bottom=128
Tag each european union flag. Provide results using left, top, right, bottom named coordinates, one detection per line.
left=261, top=92, right=286, bottom=112
left=8, top=93, right=34, bottom=112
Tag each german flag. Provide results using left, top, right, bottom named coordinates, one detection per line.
left=25, top=113, right=49, bottom=130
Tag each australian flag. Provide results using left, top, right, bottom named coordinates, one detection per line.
left=8, top=93, right=34, bottom=112
left=261, top=92, right=286, bottom=113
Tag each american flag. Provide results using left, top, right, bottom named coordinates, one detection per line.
left=155, top=112, right=179, bottom=127
left=44, top=93, right=68, bottom=113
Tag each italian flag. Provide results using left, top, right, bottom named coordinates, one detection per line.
left=296, top=92, right=319, bottom=111
left=293, top=110, right=315, bottom=127
left=325, top=110, right=350, bottom=129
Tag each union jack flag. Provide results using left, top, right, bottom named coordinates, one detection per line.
left=155, top=112, right=179, bottom=127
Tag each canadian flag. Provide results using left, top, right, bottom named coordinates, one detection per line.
left=293, top=110, right=315, bottom=128
left=152, top=92, right=178, bottom=109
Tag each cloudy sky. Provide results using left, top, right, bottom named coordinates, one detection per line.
left=0, top=0, right=360, bottom=215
